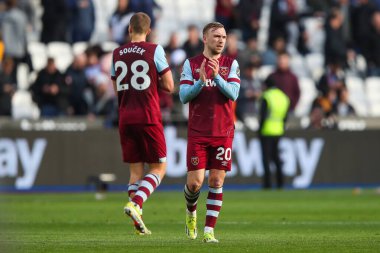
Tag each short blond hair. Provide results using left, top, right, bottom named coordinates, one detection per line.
left=129, top=12, right=151, bottom=34
left=202, top=22, right=225, bottom=36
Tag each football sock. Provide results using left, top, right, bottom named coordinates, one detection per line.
left=127, top=181, right=141, bottom=227
left=132, top=173, right=161, bottom=208
left=127, top=181, right=140, bottom=201
left=184, top=184, right=200, bottom=215
left=204, top=187, right=223, bottom=233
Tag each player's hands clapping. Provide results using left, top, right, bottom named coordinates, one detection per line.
left=200, top=58, right=219, bottom=83
left=200, top=59, right=207, bottom=83
left=207, top=58, right=219, bottom=78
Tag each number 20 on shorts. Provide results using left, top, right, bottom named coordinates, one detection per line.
left=216, top=147, right=232, bottom=161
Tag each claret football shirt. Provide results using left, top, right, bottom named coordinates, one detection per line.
left=180, top=54, right=240, bottom=137
left=111, top=42, right=170, bottom=125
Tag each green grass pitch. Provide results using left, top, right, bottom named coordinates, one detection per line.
left=1, top=189, right=379, bottom=252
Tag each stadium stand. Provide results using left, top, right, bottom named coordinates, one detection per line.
left=366, top=77, right=380, bottom=116
left=1, top=0, right=379, bottom=122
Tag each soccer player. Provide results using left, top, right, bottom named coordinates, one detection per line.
left=110, top=12, right=174, bottom=235
left=179, top=22, right=240, bottom=243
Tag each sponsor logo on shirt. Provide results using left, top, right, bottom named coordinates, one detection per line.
left=191, top=156, right=199, bottom=166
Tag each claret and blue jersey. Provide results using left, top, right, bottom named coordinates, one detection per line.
left=179, top=54, right=241, bottom=137
left=110, top=41, right=170, bottom=125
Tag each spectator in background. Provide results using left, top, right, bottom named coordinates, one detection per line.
left=164, top=32, right=181, bottom=54
left=350, top=0, right=377, bottom=60
left=236, top=0, right=263, bottom=41
left=129, top=0, right=160, bottom=28
left=333, top=87, right=356, bottom=116
left=84, top=45, right=103, bottom=86
left=1, top=0, right=27, bottom=69
left=237, top=38, right=261, bottom=69
left=317, top=59, right=346, bottom=100
left=182, top=25, right=203, bottom=58
left=309, top=89, right=337, bottom=129
left=17, top=0, right=37, bottom=40
left=334, top=0, right=352, bottom=45
left=261, top=36, right=287, bottom=66
left=67, top=0, right=95, bottom=43
left=367, top=11, right=380, bottom=76
left=214, top=0, right=235, bottom=31
left=0, top=57, right=17, bottom=116
left=258, top=76, right=290, bottom=189
left=41, top=0, right=69, bottom=43
left=324, top=9, right=347, bottom=66
left=92, top=73, right=115, bottom=116
left=65, top=53, right=91, bottom=116
left=268, top=0, right=298, bottom=49
left=224, top=31, right=239, bottom=59
left=30, top=58, right=69, bottom=117
left=109, top=0, right=134, bottom=45
left=267, top=52, right=300, bottom=112
left=236, top=62, right=262, bottom=122
left=0, top=32, right=4, bottom=63
left=129, top=0, right=161, bottom=41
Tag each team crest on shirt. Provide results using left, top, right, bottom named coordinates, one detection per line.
left=219, top=67, right=229, bottom=75
left=191, top=156, right=199, bottom=166
left=195, top=68, right=200, bottom=73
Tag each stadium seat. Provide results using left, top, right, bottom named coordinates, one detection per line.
left=16, top=63, right=30, bottom=90
left=346, top=76, right=368, bottom=116
left=257, top=65, right=274, bottom=80
left=290, top=54, right=309, bottom=78
left=294, top=77, right=317, bottom=117
left=365, top=77, right=380, bottom=116
left=101, top=41, right=120, bottom=53
left=11, top=90, right=40, bottom=119
left=47, top=42, right=74, bottom=72
left=302, top=17, right=325, bottom=54
left=72, top=42, right=89, bottom=55
left=305, top=53, right=325, bottom=81
left=27, top=41, right=48, bottom=71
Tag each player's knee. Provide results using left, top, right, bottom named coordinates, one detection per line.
left=208, top=177, right=224, bottom=188
left=187, top=182, right=202, bottom=193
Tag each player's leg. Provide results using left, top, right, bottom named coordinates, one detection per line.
left=184, top=137, right=207, bottom=239
left=271, top=137, right=283, bottom=189
left=128, top=163, right=144, bottom=200
left=203, top=169, right=226, bottom=243
left=126, top=163, right=145, bottom=234
left=131, top=162, right=166, bottom=209
left=185, top=169, right=205, bottom=239
left=203, top=137, right=233, bottom=243
left=260, top=136, right=272, bottom=189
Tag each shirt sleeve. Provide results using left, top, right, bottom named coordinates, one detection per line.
left=179, top=59, right=204, bottom=104
left=154, top=44, right=170, bottom=75
left=213, top=60, right=240, bottom=101
left=110, top=53, right=116, bottom=80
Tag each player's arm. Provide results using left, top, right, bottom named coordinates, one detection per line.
left=159, top=70, right=174, bottom=93
left=154, top=45, right=174, bottom=93
left=210, top=59, right=240, bottom=101
left=179, top=59, right=204, bottom=104
left=110, top=53, right=118, bottom=95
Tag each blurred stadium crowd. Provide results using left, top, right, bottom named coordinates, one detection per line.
left=1, top=0, right=380, bottom=129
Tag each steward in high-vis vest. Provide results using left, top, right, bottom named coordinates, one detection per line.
left=258, top=76, right=290, bottom=189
